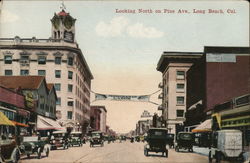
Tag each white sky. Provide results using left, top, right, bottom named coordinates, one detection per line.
left=0, top=0, right=249, bottom=133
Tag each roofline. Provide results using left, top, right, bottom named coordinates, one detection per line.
left=90, top=105, right=107, bottom=112
left=204, top=46, right=250, bottom=53
left=0, top=44, right=94, bottom=79
left=156, top=52, right=203, bottom=72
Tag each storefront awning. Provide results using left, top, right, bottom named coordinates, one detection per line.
left=0, top=112, right=15, bottom=126
left=37, top=115, right=66, bottom=131
left=11, top=121, right=29, bottom=127
left=192, top=119, right=212, bottom=133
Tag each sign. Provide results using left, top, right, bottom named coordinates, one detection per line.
left=95, top=93, right=150, bottom=102
left=25, top=91, right=35, bottom=109
left=206, top=53, right=236, bottom=63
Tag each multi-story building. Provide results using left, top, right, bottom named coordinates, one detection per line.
left=0, top=9, right=93, bottom=133
left=186, top=47, right=250, bottom=125
left=156, top=52, right=202, bottom=134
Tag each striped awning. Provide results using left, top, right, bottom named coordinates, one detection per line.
left=37, top=115, right=65, bottom=131
left=192, top=119, right=212, bottom=133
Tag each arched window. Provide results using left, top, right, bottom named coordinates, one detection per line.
left=54, top=32, right=57, bottom=39
left=58, top=31, right=60, bottom=38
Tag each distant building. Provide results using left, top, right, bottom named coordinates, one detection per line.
left=90, top=106, right=101, bottom=131
left=156, top=52, right=202, bottom=134
left=0, top=9, right=93, bottom=133
left=90, top=106, right=107, bottom=133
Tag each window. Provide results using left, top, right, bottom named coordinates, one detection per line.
left=55, top=70, right=61, bottom=78
left=67, top=101, right=74, bottom=106
left=20, top=55, right=29, bottom=60
left=38, top=56, right=46, bottom=64
left=56, top=97, right=61, bottom=105
left=176, top=83, right=185, bottom=92
left=5, top=70, right=12, bottom=76
left=68, top=71, right=73, bottom=79
left=177, top=96, right=184, bottom=105
left=176, top=110, right=184, bottom=117
left=38, top=70, right=46, bottom=76
left=68, top=57, right=73, bottom=66
left=67, top=111, right=72, bottom=119
left=4, top=56, right=12, bottom=64
left=68, top=84, right=73, bottom=92
left=55, top=57, right=61, bottom=64
left=176, top=71, right=185, bottom=79
left=20, top=70, right=29, bottom=76
left=54, top=83, right=61, bottom=91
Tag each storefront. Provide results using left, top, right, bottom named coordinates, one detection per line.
left=192, top=119, right=212, bottom=147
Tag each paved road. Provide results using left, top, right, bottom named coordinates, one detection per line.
left=19, top=141, right=208, bottom=163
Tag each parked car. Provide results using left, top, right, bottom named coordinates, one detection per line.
left=175, top=132, right=194, bottom=152
left=144, top=128, right=168, bottom=157
left=90, top=131, right=104, bottom=147
left=69, top=131, right=83, bottom=147
left=0, top=124, right=20, bottom=163
left=50, top=130, right=69, bottom=150
left=209, top=129, right=245, bottom=162
left=19, top=136, right=50, bottom=159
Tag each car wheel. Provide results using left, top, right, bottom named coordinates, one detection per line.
left=208, top=151, right=212, bottom=162
left=165, top=150, right=168, bottom=158
left=46, top=148, right=50, bottom=157
left=189, top=148, right=193, bottom=152
left=216, top=152, right=221, bottom=163
left=37, top=148, right=42, bottom=159
left=145, top=149, right=148, bottom=156
left=175, top=146, right=179, bottom=152
left=13, top=150, right=20, bottom=163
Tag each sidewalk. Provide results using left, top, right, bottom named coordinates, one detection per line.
left=193, top=146, right=250, bottom=163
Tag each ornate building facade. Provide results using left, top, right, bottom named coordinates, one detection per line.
left=0, top=9, right=93, bottom=133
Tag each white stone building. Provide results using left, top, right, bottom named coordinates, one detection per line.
left=156, top=52, right=202, bottom=134
left=0, top=9, right=93, bottom=133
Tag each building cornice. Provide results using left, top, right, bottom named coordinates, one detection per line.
left=0, top=43, right=93, bottom=79
left=157, top=52, right=203, bottom=73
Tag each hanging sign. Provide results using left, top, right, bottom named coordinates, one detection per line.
left=95, top=93, right=150, bottom=102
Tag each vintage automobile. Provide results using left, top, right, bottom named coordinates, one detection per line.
left=50, top=130, right=69, bottom=150
left=69, top=131, right=83, bottom=147
left=166, top=133, right=175, bottom=148
left=90, top=131, right=104, bottom=147
left=19, top=136, right=50, bottom=159
left=144, top=128, right=168, bottom=157
left=0, top=116, right=20, bottom=163
left=175, top=132, right=194, bottom=152
left=209, top=130, right=245, bottom=162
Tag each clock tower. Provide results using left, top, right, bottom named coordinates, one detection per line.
left=51, top=9, right=76, bottom=43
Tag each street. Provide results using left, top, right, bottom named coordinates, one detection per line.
left=20, top=141, right=207, bottom=163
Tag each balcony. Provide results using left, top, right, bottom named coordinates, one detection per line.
left=158, top=105, right=163, bottom=110
left=158, top=93, right=163, bottom=99
left=158, top=82, right=163, bottom=88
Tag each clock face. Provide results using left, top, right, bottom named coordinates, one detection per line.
left=64, top=31, right=74, bottom=42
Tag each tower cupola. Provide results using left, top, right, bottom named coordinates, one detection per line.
left=51, top=9, right=76, bottom=43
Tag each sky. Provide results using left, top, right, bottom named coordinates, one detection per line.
left=0, top=0, right=249, bottom=133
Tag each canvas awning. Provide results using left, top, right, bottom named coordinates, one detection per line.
left=37, top=115, right=66, bottom=131
left=0, top=112, right=15, bottom=126
left=192, top=119, right=212, bottom=133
